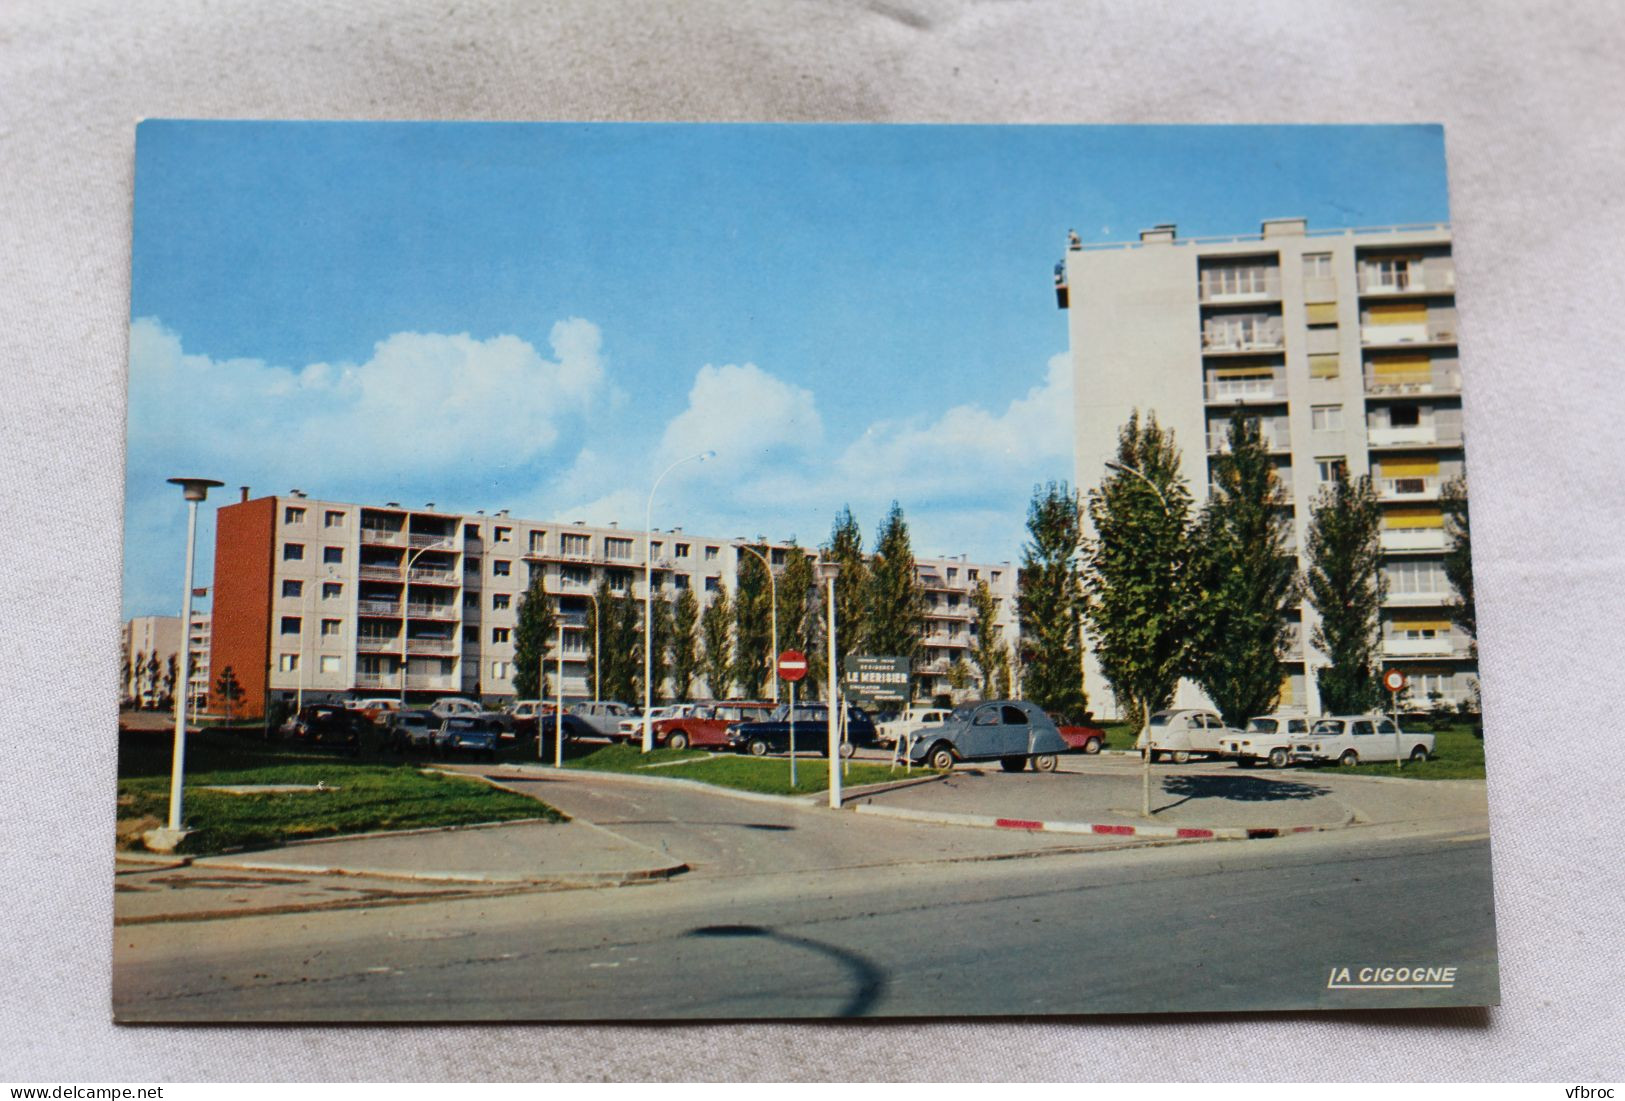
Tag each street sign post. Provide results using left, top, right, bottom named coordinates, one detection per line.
left=1383, top=668, right=1407, bottom=769
left=779, top=650, right=807, bottom=788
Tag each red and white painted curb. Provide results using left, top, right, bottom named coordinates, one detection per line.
left=850, top=802, right=1339, bottom=841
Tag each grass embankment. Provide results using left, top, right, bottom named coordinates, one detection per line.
left=117, top=729, right=557, bottom=855
left=1299, top=722, right=1486, bottom=780
left=557, top=743, right=917, bottom=796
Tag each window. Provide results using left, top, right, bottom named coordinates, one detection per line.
left=494, top=526, right=512, bottom=543
left=561, top=565, right=591, bottom=587
left=1308, top=353, right=1340, bottom=379
left=651, top=541, right=663, bottom=557
left=320, top=655, right=341, bottom=674
left=322, top=582, right=342, bottom=600
left=1305, top=301, right=1339, bottom=326
left=674, top=574, right=690, bottom=590
left=492, top=627, right=510, bottom=643
left=1200, top=261, right=1273, bottom=297
left=991, top=571, right=1001, bottom=582
left=529, top=530, right=546, bottom=553
left=491, top=661, right=510, bottom=681
left=465, top=523, right=480, bottom=539
left=968, top=569, right=979, bottom=581
left=1316, top=458, right=1348, bottom=484
left=1389, top=405, right=1421, bottom=428
left=561, top=532, right=590, bottom=556
left=280, top=616, right=301, bottom=635
left=605, top=537, right=633, bottom=561
left=705, top=577, right=720, bottom=592
left=492, top=593, right=511, bottom=610
left=1367, top=256, right=1414, bottom=290
left=1388, top=559, right=1448, bottom=595
left=1311, top=405, right=1344, bottom=431
left=493, top=560, right=511, bottom=576
left=323, top=546, right=344, bottom=564
left=278, top=653, right=299, bottom=672
left=321, top=619, right=341, bottom=637
left=1210, top=368, right=1275, bottom=399
left=324, top=510, right=345, bottom=527
left=282, top=579, right=304, bottom=598
left=1303, top=252, right=1333, bottom=279
left=283, top=506, right=306, bottom=524
left=675, top=542, right=690, bottom=558
left=464, top=625, right=479, bottom=642
left=464, top=592, right=479, bottom=608
left=946, top=568, right=957, bottom=581
left=1352, top=720, right=1375, bottom=736
left=704, top=546, right=719, bottom=561
left=283, top=543, right=305, bottom=561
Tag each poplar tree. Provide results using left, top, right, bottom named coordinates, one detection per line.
left=823, top=507, right=870, bottom=672
left=969, top=579, right=1004, bottom=699
left=512, top=575, right=556, bottom=700
left=701, top=584, right=735, bottom=699
left=734, top=547, right=773, bottom=698
left=1017, top=482, right=1088, bottom=720
left=670, top=587, right=701, bottom=700
left=1306, top=474, right=1386, bottom=713
left=1441, top=475, right=1476, bottom=653
left=865, top=502, right=926, bottom=665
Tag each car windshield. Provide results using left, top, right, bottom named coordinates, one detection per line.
left=1149, top=712, right=1174, bottom=727
left=1248, top=719, right=1278, bottom=734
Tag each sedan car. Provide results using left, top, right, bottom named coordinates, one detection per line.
left=652, top=701, right=774, bottom=751
left=284, top=705, right=369, bottom=754
left=905, top=700, right=1073, bottom=772
left=386, top=708, right=438, bottom=753
left=568, top=700, right=638, bottom=741
left=726, top=704, right=877, bottom=757
left=1135, top=708, right=1237, bottom=763
left=1050, top=713, right=1107, bottom=754
left=1291, top=715, right=1435, bottom=766
left=875, top=707, right=952, bottom=748
left=1222, top=713, right=1311, bottom=769
left=435, top=715, right=506, bottom=759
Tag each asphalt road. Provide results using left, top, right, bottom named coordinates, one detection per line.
left=114, top=823, right=1497, bottom=1021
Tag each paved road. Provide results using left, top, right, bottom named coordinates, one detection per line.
left=114, top=818, right=1496, bottom=1020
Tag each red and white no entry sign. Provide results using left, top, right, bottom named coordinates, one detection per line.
left=1382, top=669, right=1407, bottom=693
left=777, top=649, right=808, bottom=682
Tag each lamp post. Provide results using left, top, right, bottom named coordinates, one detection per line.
left=643, top=450, right=715, bottom=752
left=159, top=477, right=222, bottom=848
left=737, top=540, right=779, bottom=704
left=817, top=559, right=842, bottom=809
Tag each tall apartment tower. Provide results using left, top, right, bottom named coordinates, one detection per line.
left=1060, top=217, right=1472, bottom=718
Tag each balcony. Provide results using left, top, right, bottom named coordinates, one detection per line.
left=360, top=527, right=405, bottom=546
left=408, top=533, right=457, bottom=551
left=1198, top=275, right=1282, bottom=305
left=1357, top=269, right=1455, bottom=296
left=1204, top=379, right=1285, bottom=405
left=1364, top=370, right=1462, bottom=397
left=1381, top=529, right=1447, bottom=552
left=1385, top=590, right=1452, bottom=607
left=355, top=671, right=402, bottom=688
left=356, top=635, right=401, bottom=653
left=407, top=567, right=459, bottom=585
left=406, top=602, right=459, bottom=620
left=1208, top=431, right=1289, bottom=455
left=1202, top=331, right=1285, bottom=355
left=357, top=599, right=402, bottom=617
left=1360, top=325, right=1457, bottom=348
left=1366, top=426, right=1463, bottom=449
left=406, top=637, right=458, bottom=655
left=359, top=564, right=405, bottom=580
left=405, top=674, right=458, bottom=690
left=1383, top=637, right=1472, bottom=659
left=1379, top=477, right=1442, bottom=501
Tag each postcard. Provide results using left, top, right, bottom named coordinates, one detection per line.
left=114, top=121, right=1495, bottom=1020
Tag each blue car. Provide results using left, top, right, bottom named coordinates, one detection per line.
left=435, top=715, right=505, bottom=759
left=906, top=700, right=1072, bottom=772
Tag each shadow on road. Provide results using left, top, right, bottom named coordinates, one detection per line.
left=688, top=924, right=886, bottom=1016
left=1159, top=774, right=1331, bottom=808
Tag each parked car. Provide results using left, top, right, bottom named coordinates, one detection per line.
left=435, top=715, right=506, bottom=759
left=284, top=705, right=369, bottom=754
left=726, top=704, right=878, bottom=758
left=617, top=704, right=700, bottom=740
left=905, top=699, right=1073, bottom=772
left=1050, top=713, right=1107, bottom=754
left=1222, top=713, right=1311, bottom=769
left=875, top=707, right=952, bottom=748
left=652, top=701, right=774, bottom=751
left=568, top=701, right=638, bottom=741
left=1291, top=715, right=1435, bottom=767
left=350, top=697, right=401, bottom=723
left=387, top=708, right=438, bottom=753
left=428, top=697, right=483, bottom=720
left=1135, top=708, right=1237, bottom=763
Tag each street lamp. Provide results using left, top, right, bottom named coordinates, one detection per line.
left=643, top=450, right=715, bottom=752
left=158, top=476, right=222, bottom=850
left=737, top=539, right=779, bottom=704
left=817, top=559, right=842, bottom=809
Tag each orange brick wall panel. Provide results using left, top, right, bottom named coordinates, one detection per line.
left=209, top=497, right=276, bottom=718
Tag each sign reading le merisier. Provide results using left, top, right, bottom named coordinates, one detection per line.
left=843, top=655, right=910, bottom=706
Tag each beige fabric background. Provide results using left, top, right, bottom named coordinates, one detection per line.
left=3, top=0, right=1622, bottom=1082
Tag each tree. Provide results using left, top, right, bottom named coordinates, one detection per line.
left=163, top=654, right=178, bottom=706
left=1018, top=482, right=1089, bottom=720
left=634, top=594, right=674, bottom=703
left=670, top=587, right=701, bottom=700
left=865, top=502, right=927, bottom=667
left=1305, top=474, right=1386, bottom=713
left=947, top=657, right=973, bottom=693
left=823, top=507, right=870, bottom=671
left=144, top=652, right=161, bottom=705
left=1441, top=474, right=1476, bottom=653
left=700, top=584, right=735, bottom=699
left=512, top=575, right=557, bottom=701
left=994, top=642, right=1014, bottom=699
left=969, top=580, right=1004, bottom=699
left=215, top=666, right=242, bottom=722
left=775, top=544, right=824, bottom=695
left=1187, top=410, right=1303, bottom=726
left=734, top=547, right=773, bottom=698
left=1083, top=412, right=1198, bottom=725
left=121, top=645, right=133, bottom=702
left=596, top=582, right=641, bottom=704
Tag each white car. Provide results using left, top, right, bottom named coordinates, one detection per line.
left=876, top=707, right=953, bottom=748
left=617, top=704, right=699, bottom=739
left=428, top=697, right=483, bottom=719
left=1222, top=713, right=1312, bottom=769
left=1291, top=715, right=1435, bottom=766
left=1135, top=708, right=1238, bottom=763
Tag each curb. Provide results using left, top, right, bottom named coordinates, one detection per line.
left=189, top=855, right=687, bottom=887
left=471, top=762, right=861, bottom=808
left=850, top=802, right=1349, bottom=841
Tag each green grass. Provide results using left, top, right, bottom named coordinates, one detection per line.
left=1298, top=721, right=1485, bottom=780
left=561, top=743, right=919, bottom=795
left=117, top=728, right=558, bottom=854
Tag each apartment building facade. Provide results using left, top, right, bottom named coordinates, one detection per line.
left=207, top=490, right=1020, bottom=716
left=1060, top=217, right=1473, bottom=717
left=122, top=612, right=212, bottom=708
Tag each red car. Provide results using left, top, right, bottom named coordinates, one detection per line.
left=652, top=701, right=775, bottom=751
left=1049, top=713, right=1107, bottom=754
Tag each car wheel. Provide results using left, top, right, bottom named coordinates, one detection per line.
left=999, top=756, right=1027, bottom=772
left=928, top=745, right=955, bottom=771
left=1083, top=737, right=1102, bottom=755
left=1340, top=749, right=1359, bottom=767
left=1268, top=748, right=1290, bottom=769
left=1409, top=745, right=1429, bottom=762
left=1171, top=750, right=1190, bottom=764
left=748, top=738, right=769, bottom=757
left=667, top=731, right=689, bottom=752
left=839, top=741, right=855, bottom=759
left=1032, top=753, right=1059, bottom=773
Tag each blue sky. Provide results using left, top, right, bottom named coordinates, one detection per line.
left=124, top=122, right=1449, bottom=616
